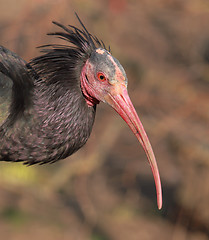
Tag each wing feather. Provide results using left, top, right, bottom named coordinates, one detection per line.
left=0, top=46, right=32, bottom=126
left=0, top=73, right=12, bottom=125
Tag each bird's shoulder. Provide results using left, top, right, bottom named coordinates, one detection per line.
left=0, top=46, right=34, bottom=126
left=0, top=72, right=12, bottom=125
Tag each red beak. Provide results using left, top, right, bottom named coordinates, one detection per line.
left=105, top=85, right=162, bottom=209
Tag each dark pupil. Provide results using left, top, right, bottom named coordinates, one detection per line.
left=100, top=75, right=104, bottom=80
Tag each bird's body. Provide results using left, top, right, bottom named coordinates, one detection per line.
left=0, top=15, right=162, bottom=209
left=0, top=45, right=95, bottom=164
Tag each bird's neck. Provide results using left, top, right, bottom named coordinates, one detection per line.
left=33, top=79, right=93, bottom=128
left=80, top=64, right=99, bottom=107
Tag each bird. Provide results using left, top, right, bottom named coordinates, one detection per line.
left=0, top=14, right=162, bottom=209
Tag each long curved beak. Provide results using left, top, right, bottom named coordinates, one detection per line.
left=105, top=85, right=162, bottom=209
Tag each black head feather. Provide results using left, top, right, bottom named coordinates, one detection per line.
left=30, top=14, right=109, bottom=89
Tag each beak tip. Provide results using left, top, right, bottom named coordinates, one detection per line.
left=157, top=183, right=162, bottom=210
left=158, top=199, right=162, bottom=210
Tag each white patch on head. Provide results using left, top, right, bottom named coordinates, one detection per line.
left=96, top=48, right=105, bottom=54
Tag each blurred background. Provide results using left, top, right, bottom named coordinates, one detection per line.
left=0, top=0, right=209, bottom=239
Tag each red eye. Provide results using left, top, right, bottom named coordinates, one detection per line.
left=97, top=72, right=106, bottom=82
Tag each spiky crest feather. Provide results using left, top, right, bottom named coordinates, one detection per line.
left=30, top=14, right=109, bottom=89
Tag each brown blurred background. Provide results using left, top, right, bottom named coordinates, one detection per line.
left=0, top=0, right=209, bottom=239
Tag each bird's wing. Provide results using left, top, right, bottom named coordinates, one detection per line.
left=0, top=72, right=12, bottom=125
left=0, top=46, right=15, bottom=125
left=0, top=46, right=30, bottom=125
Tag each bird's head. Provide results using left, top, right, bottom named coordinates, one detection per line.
left=80, top=48, right=127, bottom=106
left=81, top=47, right=162, bottom=209
left=33, top=14, right=162, bottom=209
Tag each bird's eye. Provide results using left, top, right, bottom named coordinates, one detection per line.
left=97, top=72, right=107, bottom=82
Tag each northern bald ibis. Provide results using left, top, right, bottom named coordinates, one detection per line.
left=0, top=14, right=162, bottom=209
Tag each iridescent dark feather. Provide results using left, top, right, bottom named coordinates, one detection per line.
left=0, top=15, right=103, bottom=165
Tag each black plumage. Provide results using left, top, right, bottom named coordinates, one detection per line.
left=0, top=16, right=104, bottom=165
